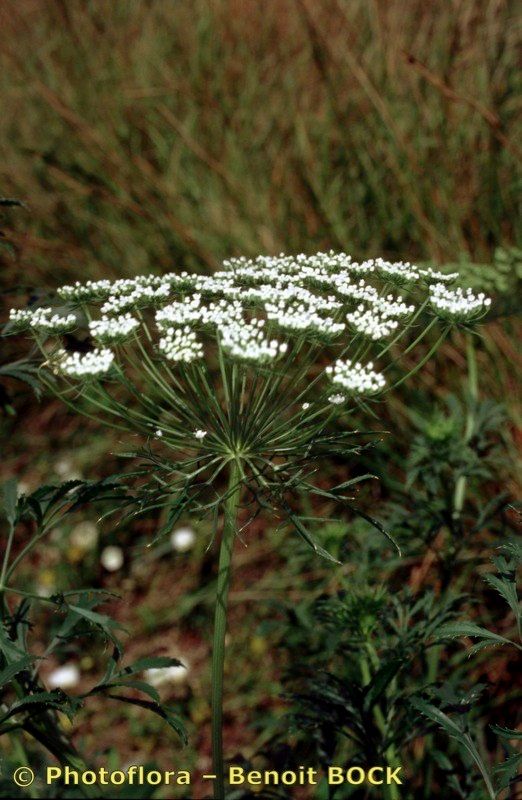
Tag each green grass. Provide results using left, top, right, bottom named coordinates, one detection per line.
left=0, top=0, right=520, bottom=286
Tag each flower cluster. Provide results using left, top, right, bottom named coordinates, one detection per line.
left=8, top=252, right=490, bottom=418
left=9, top=307, right=77, bottom=334
left=326, top=359, right=386, bottom=398
left=220, top=318, right=288, bottom=363
left=159, top=326, right=204, bottom=363
left=346, top=305, right=399, bottom=340
left=89, top=313, right=139, bottom=344
left=429, top=284, right=492, bottom=321
left=54, top=348, right=115, bottom=378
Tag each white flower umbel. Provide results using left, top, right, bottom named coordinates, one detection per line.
left=346, top=305, right=399, bottom=340
left=159, top=326, right=204, bottom=363
left=89, top=313, right=139, bottom=344
left=219, top=318, right=288, bottom=363
left=55, top=348, right=115, bottom=378
left=194, top=429, right=207, bottom=440
left=9, top=307, right=77, bottom=334
left=326, top=359, right=386, bottom=397
left=429, top=283, right=492, bottom=322
left=265, top=299, right=344, bottom=340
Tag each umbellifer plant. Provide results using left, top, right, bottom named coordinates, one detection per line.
left=8, top=252, right=490, bottom=798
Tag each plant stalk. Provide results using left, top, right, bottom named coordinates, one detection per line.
left=453, top=333, right=478, bottom=519
left=211, top=459, right=241, bottom=800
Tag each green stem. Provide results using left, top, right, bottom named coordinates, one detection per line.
left=211, top=460, right=241, bottom=800
left=453, top=334, right=478, bottom=519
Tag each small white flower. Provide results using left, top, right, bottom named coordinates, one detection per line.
left=54, top=456, right=82, bottom=481
left=47, top=663, right=81, bottom=690
left=170, top=527, right=196, bottom=552
left=302, top=402, right=311, bottom=410
left=70, top=521, right=98, bottom=550
left=100, top=545, right=124, bottom=571
left=145, top=664, right=188, bottom=686
left=155, top=429, right=163, bottom=438
left=194, top=429, right=207, bottom=440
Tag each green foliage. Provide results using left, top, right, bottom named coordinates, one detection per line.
left=439, top=539, right=521, bottom=652
left=0, top=476, right=186, bottom=786
left=0, top=1, right=520, bottom=286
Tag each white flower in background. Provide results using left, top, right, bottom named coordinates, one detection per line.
left=54, top=348, right=114, bottom=378
left=375, top=257, right=420, bottom=284
left=420, top=267, right=459, bottom=284
left=302, top=402, right=310, bottom=410
left=155, top=429, right=163, bottom=438
left=170, top=527, right=196, bottom=552
left=145, top=663, right=188, bottom=686
left=429, top=283, right=492, bottom=321
left=47, top=663, right=81, bottom=690
left=58, top=279, right=114, bottom=302
left=100, top=545, right=124, bottom=571
left=327, top=359, right=386, bottom=397
left=54, top=456, right=82, bottom=481
left=70, top=521, right=99, bottom=550
left=101, top=283, right=170, bottom=315
left=89, top=313, right=139, bottom=344
left=194, top=429, right=207, bottom=440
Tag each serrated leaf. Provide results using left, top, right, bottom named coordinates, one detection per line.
left=411, top=698, right=496, bottom=799
left=88, top=679, right=161, bottom=704
left=0, top=691, right=67, bottom=723
left=484, top=574, right=519, bottom=623
left=0, top=654, right=37, bottom=688
left=491, top=724, right=522, bottom=740
left=438, top=622, right=518, bottom=650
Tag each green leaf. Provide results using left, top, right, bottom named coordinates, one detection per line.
left=88, top=679, right=161, bottom=704
left=490, top=724, right=522, bottom=740
left=106, top=694, right=187, bottom=743
left=0, top=691, right=68, bottom=723
left=288, top=512, right=340, bottom=564
left=364, top=660, right=403, bottom=712
left=438, top=622, right=518, bottom=650
left=0, top=625, right=26, bottom=664
left=484, top=574, right=519, bottom=624
left=67, top=603, right=125, bottom=653
left=0, top=655, right=37, bottom=689
left=348, top=506, right=401, bottom=555
left=411, top=699, right=496, bottom=800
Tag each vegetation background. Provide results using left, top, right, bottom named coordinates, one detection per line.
left=0, top=1, right=520, bottom=798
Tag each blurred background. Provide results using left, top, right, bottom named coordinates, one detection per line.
left=0, top=1, right=520, bottom=798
